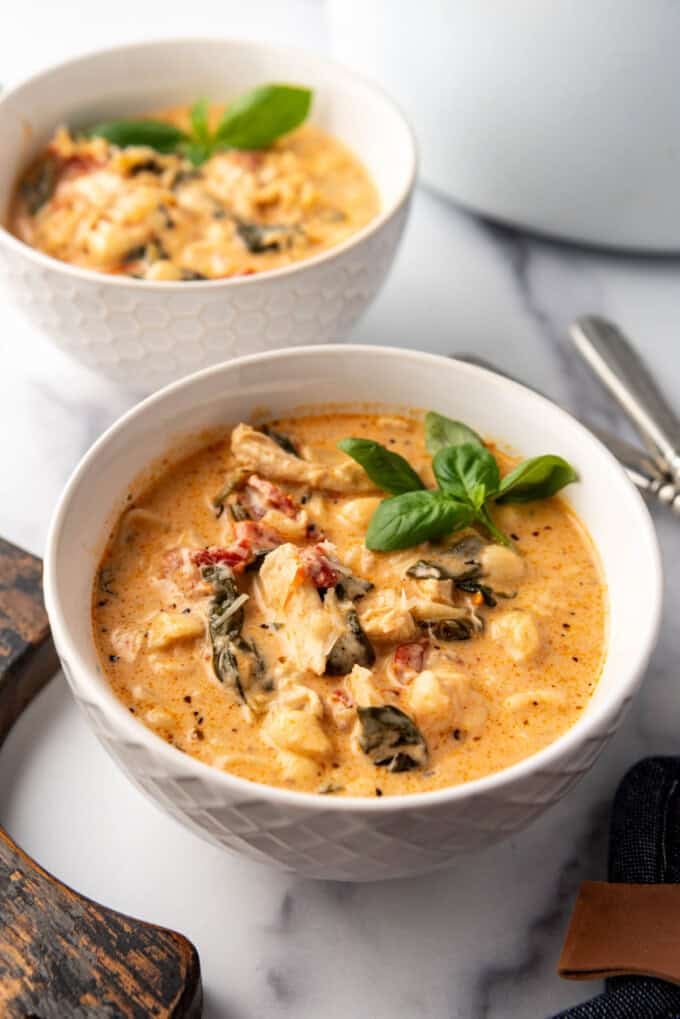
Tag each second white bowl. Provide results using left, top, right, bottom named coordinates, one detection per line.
left=0, top=39, right=415, bottom=389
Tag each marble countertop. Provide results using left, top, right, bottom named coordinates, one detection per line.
left=2, top=5, right=680, bottom=1017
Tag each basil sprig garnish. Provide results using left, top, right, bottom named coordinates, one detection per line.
left=339, top=411, right=578, bottom=552
left=87, top=83, right=313, bottom=166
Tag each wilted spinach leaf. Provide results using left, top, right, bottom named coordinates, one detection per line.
left=357, top=705, right=428, bottom=772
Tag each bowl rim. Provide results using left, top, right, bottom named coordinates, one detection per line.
left=43, top=344, right=663, bottom=812
left=0, top=35, right=417, bottom=290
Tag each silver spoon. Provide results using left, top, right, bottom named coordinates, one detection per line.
left=569, top=316, right=680, bottom=485
left=453, top=352, right=680, bottom=516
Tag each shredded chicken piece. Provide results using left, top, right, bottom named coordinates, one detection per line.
left=231, top=423, right=378, bottom=492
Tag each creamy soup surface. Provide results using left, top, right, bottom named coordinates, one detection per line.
left=93, top=412, right=606, bottom=797
left=10, top=106, right=379, bottom=280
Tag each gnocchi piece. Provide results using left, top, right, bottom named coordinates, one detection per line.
left=145, top=260, right=183, bottom=281
left=407, top=667, right=488, bottom=737
left=147, top=610, right=205, bottom=649
left=338, top=496, right=383, bottom=529
left=263, top=685, right=332, bottom=762
left=480, top=544, right=526, bottom=591
left=490, top=610, right=542, bottom=662
left=276, top=750, right=324, bottom=784
left=406, top=670, right=452, bottom=728
left=264, top=709, right=332, bottom=760
left=347, top=664, right=382, bottom=707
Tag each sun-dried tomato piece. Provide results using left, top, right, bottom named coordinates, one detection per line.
left=192, top=521, right=284, bottom=572
left=332, top=688, right=353, bottom=707
left=240, top=474, right=298, bottom=519
left=393, top=641, right=429, bottom=678
left=192, top=545, right=251, bottom=569
left=300, top=543, right=344, bottom=589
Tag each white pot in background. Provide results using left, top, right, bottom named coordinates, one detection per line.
left=329, top=0, right=680, bottom=251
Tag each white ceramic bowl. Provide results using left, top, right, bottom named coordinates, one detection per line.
left=0, top=39, right=415, bottom=389
left=44, top=347, right=662, bottom=881
left=330, top=0, right=680, bottom=251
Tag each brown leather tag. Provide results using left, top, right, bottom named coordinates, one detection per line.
left=559, top=881, right=680, bottom=985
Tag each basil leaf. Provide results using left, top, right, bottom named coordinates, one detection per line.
left=215, top=84, right=312, bottom=149
left=87, top=120, right=188, bottom=152
left=476, top=504, right=511, bottom=547
left=425, top=411, right=484, bottom=455
left=338, top=438, right=424, bottom=495
left=365, top=491, right=474, bottom=551
left=495, top=455, right=578, bottom=504
left=182, top=141, right=211, bottom=166
left=190, top=97, right=211, bottom=145
left=433, top=443, right=500, bottom=509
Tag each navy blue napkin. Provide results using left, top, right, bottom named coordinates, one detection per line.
left=551, top=757, right=680, bottom=1018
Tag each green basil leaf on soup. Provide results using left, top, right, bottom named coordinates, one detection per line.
left=432, top=443, right=500, bottom=509
left=215, top=84, right=313, bottom=150
left=424, top=411, right=484, bottom=455
left=87, top=120, right=188, bottom=152
left=182, top=141, right=211, bottom=166
left=338, top=438, right=424, bottom=495
left=190, top=97, right=211, bottom=146
left=365, top=490, right=474, bottom=551
left=495, top=455, right=578, bottom=504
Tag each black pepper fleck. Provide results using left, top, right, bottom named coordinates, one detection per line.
left=109, top=654, right=119, bottom=663
left=375, top=787, right=383, bottom=797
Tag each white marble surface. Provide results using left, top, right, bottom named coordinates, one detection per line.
left=2, top=5, right=680, bottom=1017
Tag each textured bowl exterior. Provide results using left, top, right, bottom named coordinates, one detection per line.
left=58, top=653, right=629, bottom=881
left=0, top=206, right=408, bottom=390
left=44, top=347, right=662, bottom=881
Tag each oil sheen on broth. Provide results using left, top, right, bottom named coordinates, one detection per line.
left=92, top=413, right=606, bottom=798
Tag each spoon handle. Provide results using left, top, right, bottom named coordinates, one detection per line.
left=569, top=316, right=680, bottom=484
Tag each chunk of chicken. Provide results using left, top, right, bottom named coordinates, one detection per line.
left=347, top=664, right=382, bottom=707
left=490, top=610, right=542, bottom=662
left=257, top=543, right=345, bottom=675
left=231, top=423, right=377, bottom=492
left=358, top=588, right=417, bottom=643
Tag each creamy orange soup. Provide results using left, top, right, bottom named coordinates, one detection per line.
left=10, top=107, right=378, bottom=280
left=93, top=413, right=606, bottom=797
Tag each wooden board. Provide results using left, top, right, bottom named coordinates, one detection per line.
left=0, top=536, right=203, bottom=1017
